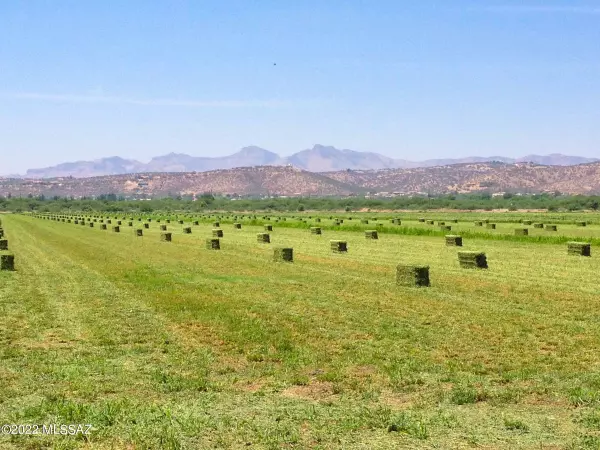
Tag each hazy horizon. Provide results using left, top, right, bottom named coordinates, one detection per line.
left=2, top=1, right=599, bottom=174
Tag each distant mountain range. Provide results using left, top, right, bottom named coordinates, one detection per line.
left=5, top=161, right=600, bottom=197
left=15, top=144, right=599, bottom=178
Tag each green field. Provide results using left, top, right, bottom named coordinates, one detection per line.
left=2, top=212, right=600, bottom=449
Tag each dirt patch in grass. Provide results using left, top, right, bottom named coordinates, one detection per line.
left=380, top=390, right=415, bottom=409
left=281, top=381, right=337, bottom=401
left=237, top=380, right=266, bottom=393
left=168, top=321, right=228, bottom=350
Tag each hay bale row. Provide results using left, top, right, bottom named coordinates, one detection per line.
left=458, top=251, right=488, bottom=269
left=396, top=264, right=430, bottom=287
left=568, top=242, right=591, bottom=256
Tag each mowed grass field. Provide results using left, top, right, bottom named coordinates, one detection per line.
left=2, top=214, right=600, bottom=449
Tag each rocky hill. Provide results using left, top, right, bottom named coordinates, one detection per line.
left=326, top=162, right=600, bottom=194
left=3, top=161, right=600, bottom=198
left=0, top=166, right=360, bottom=198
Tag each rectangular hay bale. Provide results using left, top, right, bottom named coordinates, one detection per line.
left=568, top=242, right=591, bottom=256
left=206, top=238, right=220, bottom=250
left=396, top=264, right=430, bottom=287
left=330, top=240, right=347, bottom=253
left=257, top=233, right=270, bottom=243
left=273, top=247, right=293, bottom=262
left=0, top=253, right=15, bottom=271
left=365, top=230, right=378, bottom=239
left=458, top=251, right=488, bottom=269
left=445, top=235, right=462, bottom=246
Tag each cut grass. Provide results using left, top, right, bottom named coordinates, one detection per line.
left=2, top=213, right=600, bottom=448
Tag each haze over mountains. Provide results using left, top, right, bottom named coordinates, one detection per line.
left=17, top=144, right=599, bottom=179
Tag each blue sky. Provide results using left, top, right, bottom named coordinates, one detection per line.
left=1, top=1, right=599, bottom=174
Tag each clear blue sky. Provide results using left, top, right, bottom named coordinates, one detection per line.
left=1, top=1, right=599, bottom=174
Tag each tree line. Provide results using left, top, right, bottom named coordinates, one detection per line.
left=1, top=192, right=600, bottom=213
